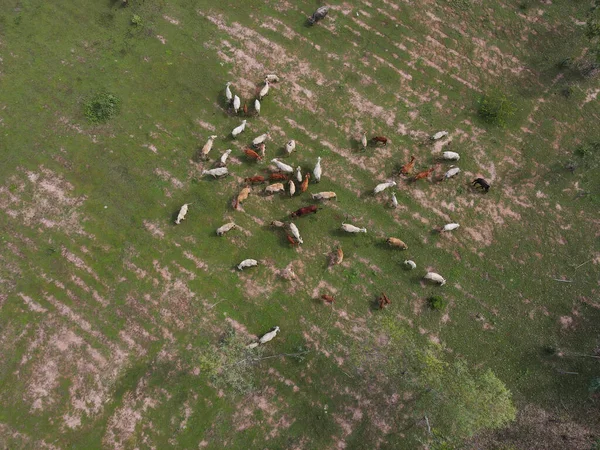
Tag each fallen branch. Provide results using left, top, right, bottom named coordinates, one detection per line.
left=552, top=278, right=573, bottom=283
left=575, top=259, right=592, bottom=271
left=556, top=369, right=579, bottom=375
left=424, top=415, right=432, bottom=435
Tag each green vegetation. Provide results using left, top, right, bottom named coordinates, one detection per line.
left=428, top=295, right=447, bottom=311
left=476, top=91, right=517, bottom=127
left=84, top=92, right=121, bottom=123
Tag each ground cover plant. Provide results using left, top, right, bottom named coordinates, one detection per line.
left=0, top=0, right=599, bottom=448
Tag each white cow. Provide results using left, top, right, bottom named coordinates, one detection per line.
left=285, top=140, right=296, bottom=154
left=237, top=259, right=258, bottom=271
left=374, top=181, right=397, bottom=195
left=225, top=82, right=233, bottom=102
left=313, top=157, right=322, bottom=182
left=259, top=80, right=270, bottom=99
left=288, top=223, right=303, bottom=244
left=219, top=149, right=232, bottom=166
left=391, top=192, right=399, bottom=208
left=295, top=166, right=302, bottom=183
left=442, top=223, right=460, bottom=232
left=424, top=272, right=446, bottom=286
left=404, top=260, right=417, bottom=270
left=253, top=133, right=269, bottom=147
left=432, top=131, right=448, bottom=140
left=201, top=135, right=218, bottom=159
left=288, top=180, right=296, bottom=197
left=265, top=183, right=285, bottom=194
left=231, top=120, right=247, bottom=138
left=254, top=99, right=261, bottom=115
left=361, top=131, right=367, bottom=150
left=202, top=167, right=228, bottom=178
left=442, top=151, right=460, bottom=161
left=264, top=74, right=280, bottom=83
left=233, top=94, right=241, bottom=114
left=341, top=223, right=367, bottom=233
left=444, top=167, right=461, bottom=179
left=216, top=222, right=237, bottom=236
left=259, top=326, right=280, bottom=344
left=271, top=159, right=294, bottom=173
left=175, top=203, right=190, bottom=225
left=312, top=191, right=337, bottom=200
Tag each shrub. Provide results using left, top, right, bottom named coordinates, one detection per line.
left=428, top=295, right=447, bottom=311
left=477, top=91, right=516, bottom=127
left=131, top=14, right=143, bottom=27
left=84, top=92, right=120, bottom=123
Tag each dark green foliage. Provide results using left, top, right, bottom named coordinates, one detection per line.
left=477, top=91, right=517, bottom=127
left=590, top=377, right=600, bottom=394
left=84, top=92, right=121, bottom=123
left=428, top=296, right=447, bottom=311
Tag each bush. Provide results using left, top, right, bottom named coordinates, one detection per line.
left=428, top=295, right=447, bottom=311
left=131, top=14, right=143, bottom=26
left=477, top=91, right=516, bottom=127
left=84, top=92, right=120, bottom=123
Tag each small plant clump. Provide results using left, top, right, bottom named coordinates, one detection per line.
left=477, top=91, right=517, bottom=127
left=84, top=92, right=120, bottom=123
left=428, top=295, right=447, bottom=311
left=131, top=14, right=143, bottom=27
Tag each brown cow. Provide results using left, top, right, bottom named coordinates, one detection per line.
left=290, top=205, right=318, bottom=218
left=378, top=292, right=391, bottom=309
left=321, top=294, right=335, bottom=303
left=300, top=173, right=310, bottom=193
left=371, top=136, right=388, bottom=146
left=244, top=175, right=265, bottom=184
left=286, top=234, right=299, bottom=246
left=400, top=156, right=416, bottom=175
left=244, top=148, right=262, bottom=161
left=269, top=173, right=289, bottom=181
left=413, top=167, right=434, bottom=182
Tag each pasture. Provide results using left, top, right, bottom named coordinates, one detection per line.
left=0, top=0, right=599, bottom=448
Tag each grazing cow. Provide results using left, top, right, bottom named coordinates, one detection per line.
left=202, top=167, right=228, bottom=178
left=271, top=220, right=286, bottom=228
left=257, top=142, right=266, bottom=158
left=401, top=156, right=416, bottom=175
left=286, top=234, right=299, bottom=246
left=242, top=103, right=248, bottom=116
left=321, top=294, right=335, bottom=303
left=308, top=6, right=330, bottom=25
left=219, top=149, right=232, bottom=166
left=254, top=99, right=261, bottom=115
left=237, top=259, right=258, bottom=271
left=264, top=74, right=280, bottom=83
left=431, top=131, right=448, bottom=140
left=444, top=167, right=460, bottom=180
left=441, top=223, right=460, bottom=232
left=225, top=82, right=233, bottom=103
left=374, top=181, right=397, bottom=195
left=391, top=192, right=399, bottom=208
left=265, top=183, right=285, bottom=194
left=423, top=272, right=446, bottom=286
left=253, top=133, right=269, bottom=147
left=404, top=260, right=417, bottom=270
left=361, top=131, right=368, bottom=150
left=288, top=180, right=296, bottom=197
left=296, top=166, right=302, bottom=183
left=233, top=95, right=241, bottom=114
left=300, top=173, right=310, bottom=193
left=244, top=175, right=265, bottom=184
left=234, top=186, right=251, bottom=209
left=259, top=80, right=270, bottom=100
left=413, top=167, right=434, bottom=182
left=371, top=136, right=388, bottom=146
left=288, top=223, right=303, bottom=244
left=291, top=205, right=318, bottom=218
left=216, top=222, right=237, bottom=236
left=472, top=178, right=490, bottom=192
left=442, top=151, right=460, bottom=161
left=271, top=159, right=294, bottom=173
left=244, top=148, right=262, bottom=161
left=341, top=223, right=367, bottom=233
left=312, top=191, right=337, bottom=201
left=175, top=203, right=190, bottom=225
left=387, top=237, right=408, bottom=249
left=231, top=120, right=247, bottom=138
left=330, top=247, right=343, bottom=266
left=285, top=139, right=296, bottom=155
left=258, top=326, right=280, bottom=344
left=313, top=157, right=322, bottom=182
left=269, top=173, right=289, bottom=181
left=378, top=292, right=391, bottom=309
left=200, top=135, right=218, bottom=159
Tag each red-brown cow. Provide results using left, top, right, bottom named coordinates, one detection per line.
left=290, top=205, right=319, bottom=218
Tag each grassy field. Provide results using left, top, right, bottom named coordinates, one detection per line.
left=0, top=0, right=599, bottom=448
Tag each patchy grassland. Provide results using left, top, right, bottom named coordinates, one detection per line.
left=0, top=0, right=599, bottom=448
